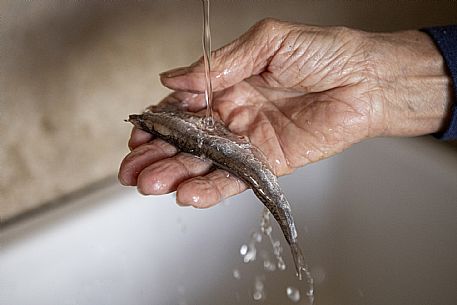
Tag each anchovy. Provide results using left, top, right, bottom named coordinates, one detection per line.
left=128, top=104, right=312, bottom=284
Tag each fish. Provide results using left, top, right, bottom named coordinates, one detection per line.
left=127, top=103, right=313, bottom=286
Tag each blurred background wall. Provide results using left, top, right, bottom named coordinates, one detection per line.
left=1, top=0, right=456, bottom=223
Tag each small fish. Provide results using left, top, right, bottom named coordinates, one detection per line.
left=127, top=103, right=312, bottom=283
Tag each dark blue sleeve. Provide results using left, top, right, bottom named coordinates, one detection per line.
left=422, top=26, right=457, bottom=141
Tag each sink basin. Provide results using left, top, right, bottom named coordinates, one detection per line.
left=1, top=137, right=456, bottom=305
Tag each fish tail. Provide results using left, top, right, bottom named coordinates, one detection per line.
left=291, top=242, right=314, bottom=295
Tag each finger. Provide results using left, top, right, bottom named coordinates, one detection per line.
left=128, top=127, right=153, bottom=151
left=118, top=139, right=178, bottom=186
left=160, top=18, right=290, bottom=93
left=176, top=169, right=247, bottom=208
left=136, top=153, right=213, bottom=196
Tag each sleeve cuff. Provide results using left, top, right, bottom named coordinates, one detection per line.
left=421, top=26, right=457, bottom=141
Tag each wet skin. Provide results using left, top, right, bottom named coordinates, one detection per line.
left=119, top=18, right=452, bottom=208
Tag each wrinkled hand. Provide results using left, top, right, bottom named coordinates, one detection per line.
left=119, top=19, right=452, bottom=208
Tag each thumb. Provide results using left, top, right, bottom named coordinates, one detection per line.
left=160, top=18, right=290, bottom=93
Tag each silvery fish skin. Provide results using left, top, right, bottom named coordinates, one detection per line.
left=128, top=104, right=309, bottom=280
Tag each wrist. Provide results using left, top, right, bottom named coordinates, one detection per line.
left=368, top=30, right=453, bottom=137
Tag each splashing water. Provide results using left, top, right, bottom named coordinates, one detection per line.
left=260, top=209, right=287, bottom=271
left=239, top=208, right=286, bottom=269
left=236, top=208, right=315, bottom=303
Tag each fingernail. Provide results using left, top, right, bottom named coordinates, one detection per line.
left=160, top=67, right=188, bottom=78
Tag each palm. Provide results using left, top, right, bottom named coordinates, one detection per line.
left=211, top=78, right=373, bottom=176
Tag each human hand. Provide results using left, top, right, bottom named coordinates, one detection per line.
left=119, top=19, right=452, bottom=207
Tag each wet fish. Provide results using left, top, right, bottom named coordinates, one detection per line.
left=127, top=104, right=312, bottom=283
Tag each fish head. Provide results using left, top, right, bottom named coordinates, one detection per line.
left=128, top=113, right=174, bottom=137
left=127, top=114, right=145, bottom=130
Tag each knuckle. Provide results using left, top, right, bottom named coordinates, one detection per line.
left=254, top=18, right=282, bottom=33
left=331, top=25, right=357, bottom=41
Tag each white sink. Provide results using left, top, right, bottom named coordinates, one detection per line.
left=1, top=137, right=456, bottom=305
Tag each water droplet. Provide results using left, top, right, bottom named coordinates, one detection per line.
left=286, top=287, right=301, bottom=303
left=253, top=291, right=263, bottom=301
left=191, top=195, right=200, bottom=203
left=232, top=269, right=240, bottom=280
left=242, top=243, right=257, bottom=263
left=263, top=226, right=272, bottom=235
left=252, top=232, right=262, bottom=243
left=263, top=260, right=276, bottom=272
left=273, top=241, right=283, bottom=258
left=278, top=258, right=286, bottom=270
left=240, top=244, right=248, bottom=256
left=252, top=277, right=265, bottom=301
left=180, top=100, right=190, bottom=109
left=151, top=180, right=166, bottom=192
left=197, top=136, right=204, bottom=149
left=203, top=116, right=215, bottom=131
